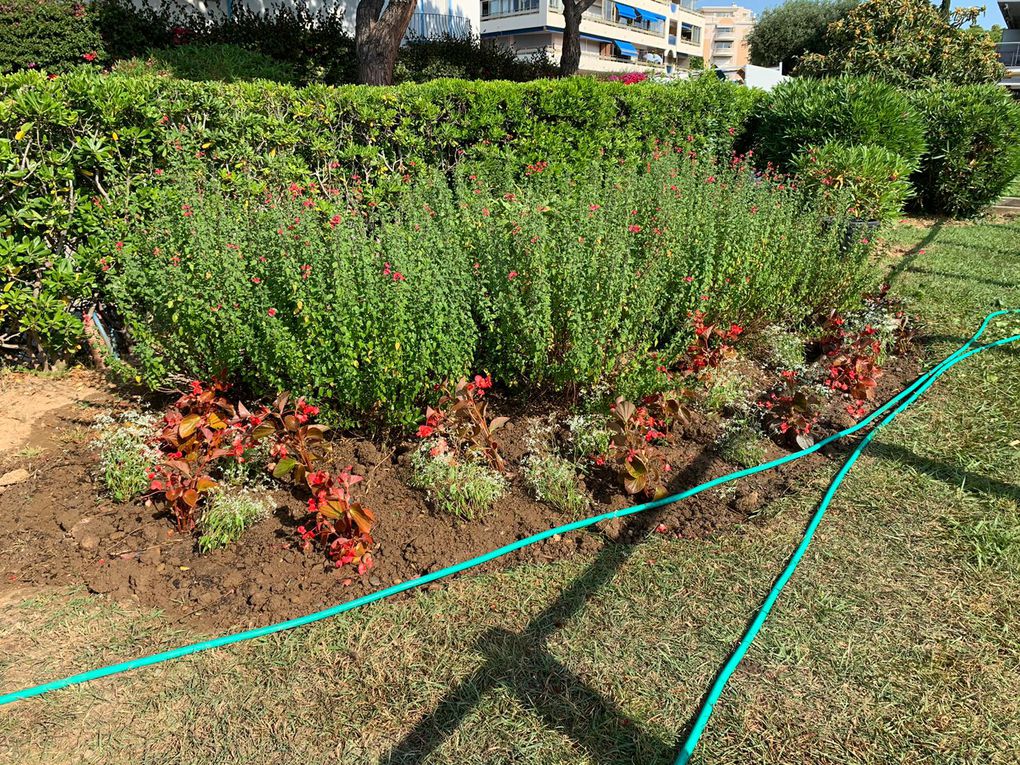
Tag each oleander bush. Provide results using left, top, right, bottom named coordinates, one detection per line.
left=907, top=84, right=1020, bottom=217
left=102, top=150, right=874, bottom=426
left=0, top=71, right=758, bottom=361
left=793, top=141, right=914, bottom=221
left=753, top=77, right=926, bottom=172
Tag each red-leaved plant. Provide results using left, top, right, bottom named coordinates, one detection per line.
left=820, top=312, right=883, bottom=418
left=251, top=392, right=375, bottom=572
left=603, top=397, right=673, bottom=499
left=678, top=310, right=743, bottom=376
left=417, top=375, right=509, bottom=473
left=148, top=379, right=254, bottom=531
left=760, top=371, right=823, bottom=449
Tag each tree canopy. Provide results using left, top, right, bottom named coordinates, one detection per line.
left=748, top=0, right=858, bottom=71
left=794, top=0, right=1004, bottom=86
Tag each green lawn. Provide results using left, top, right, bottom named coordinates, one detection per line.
left=1, top=217, right=1019, bottom=764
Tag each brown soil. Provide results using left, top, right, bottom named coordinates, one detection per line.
left=0, top=358, right=919, bottom=633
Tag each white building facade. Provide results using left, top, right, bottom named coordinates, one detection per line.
left=144, top=0, right=480, bottom=42
left=479, top=0, right=705, bottom=74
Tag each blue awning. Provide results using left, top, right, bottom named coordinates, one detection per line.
left=637, top=7, right=666, bottom=21
left=615, top=2, right=638, bottom=19
left=614, top=39, right=639, bottom=58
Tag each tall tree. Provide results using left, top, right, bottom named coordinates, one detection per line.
left=355, top=0, right=418, bottom=85
left=560, top=0, right=598, bottom=76
left=747, top=0, right=858, bottom=71
left=795, top=0, right=1003, bottom=86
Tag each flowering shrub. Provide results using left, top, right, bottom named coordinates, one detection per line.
left=0, top=71, right=755, bottom=362
left=105, top=143, right=873, bottom=426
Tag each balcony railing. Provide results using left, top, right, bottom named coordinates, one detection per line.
left=997, top=41, right=1020, bottom=67
left=405, top=12, right=474, bottom=40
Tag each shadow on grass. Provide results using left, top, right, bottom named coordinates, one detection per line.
left=887, top=220, right=946, bottom=286
left=381, top=448, right=718, bottom=765
left=903, top=266, right=1020, bottom=290
left=869, top=441, right=1020, bottom=504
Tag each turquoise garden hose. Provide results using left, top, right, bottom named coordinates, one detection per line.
left=1, top=310, right=1017, bottom=765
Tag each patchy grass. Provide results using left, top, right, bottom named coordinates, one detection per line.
left=0, top=217, right=1018, bottom=763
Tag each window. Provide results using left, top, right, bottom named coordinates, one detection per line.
left=613, top=3, right=665, bottom=34
left=715, top=26, right=733, bottom=34
left=714, top=41, right=732, bottom=49
left=584, top=0, right=604, bottom=18
left=680, top=22, right=700, bottom=44
left=481, top=0, right=539, bottom=19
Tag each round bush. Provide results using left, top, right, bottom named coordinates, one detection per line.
left=908, top=84, right=1020, bottom=217
left=793, top=141, right=914, bottom=222
left=0, top=0, right=105, bottom=73
left=754, top=77, right=926, bottom=171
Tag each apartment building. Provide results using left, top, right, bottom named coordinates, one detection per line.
left=699, top=4, right=754, bottom=70
left=998, top=0, right=1020, bottom=91
left=480, top=0, right=706, bottom=74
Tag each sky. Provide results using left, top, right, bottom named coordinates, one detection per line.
left=709, top=0, right=1005, bottom=26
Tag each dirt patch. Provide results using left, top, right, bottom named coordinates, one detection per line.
left=0, top=369, right=112, bottom=458
left=0, top=358, right=919, bottom=633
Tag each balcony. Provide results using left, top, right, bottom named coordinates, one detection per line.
left=406, top=12, right=474, bottom=39
left=997, top=41, right=1020, bottom=67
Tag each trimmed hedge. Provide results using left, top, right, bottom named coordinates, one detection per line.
left=908, top=84, right=1020, bottom=217
left=0, top=71, right=761, bottom=358
left=0, top=0, right=106, bottom=74
left=752, top=77, right=927, bottom=172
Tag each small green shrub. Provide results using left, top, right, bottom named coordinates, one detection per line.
left=394, top=37, right=556, bottom=83
left=95, top=412, right=159, bottom=501
left=703, top=365, right=752, bottom=414
left=410, top=441, right=507, bottom=519
left=567, top=414, right=613, bottom=462
left=793, top=141, right=914, bottom=221
left=522, top=453, right=590, bottom=515
left=198, top=489, right=272, bottom=552
left=754, top=77, right=926, bottom=171
left=0, top=0, right=105, bottom=73
left=111, top=44, right=296, bottom=83
left=718, top=421, right=769, bottom=468
left=761, top=325, right=805, bottom=369
left=908, top=84, right=1020, bottom=216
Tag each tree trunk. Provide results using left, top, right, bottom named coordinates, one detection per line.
left=356, top=0, right=419, bottom=85
left=559, top=2, right=583, bottom=77
left=939, top=0, right=951, bottom=19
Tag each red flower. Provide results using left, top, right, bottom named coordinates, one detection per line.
left=508, top=271, right=518, bottom=280
left=83, top=51, right=98, bottom=62
left=628, top=224, right=642, bottom=233
left=267, top=307, right=278, bottom=317
left=417, top=425, right=434, bottom=438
